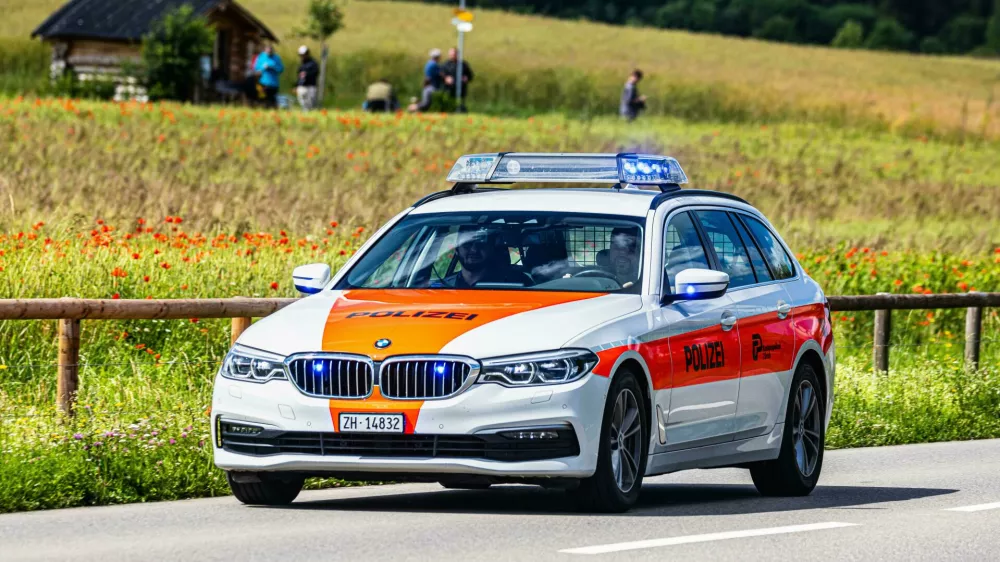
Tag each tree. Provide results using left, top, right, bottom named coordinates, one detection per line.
left=919, top=36, right=947, bottom=54
left=864, top=18, right=914, bottom=51
left=985, top=0, right=1000, bottom=53
left=831, top=19, right=865, bottom=49
left=940, top=15, right=987, bottom=54
left=294, top=0, right=345, bottom=107
left=141, top=5, right=214, bottom=101
left=754, top=15, right=797, bottom=43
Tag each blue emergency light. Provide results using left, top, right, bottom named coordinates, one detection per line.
left=445, top=152, right=688, bottom=187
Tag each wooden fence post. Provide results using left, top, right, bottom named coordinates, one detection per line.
left=231, top=317, right=252, bottom=346
left=965, top=304, right=983, bottom=370
left=873, top=292, right=891, bottom=373
left=57, top=318, right=80, bottom=415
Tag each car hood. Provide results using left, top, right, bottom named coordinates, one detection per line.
left=237, top=289, right=642, bottom=360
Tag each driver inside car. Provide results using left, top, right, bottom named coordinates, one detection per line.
left=442, top=226, right=532, bottom=288
left=606, top=226, right=641, bottom=287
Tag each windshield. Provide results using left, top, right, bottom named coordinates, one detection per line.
left=336, top=212, right=644, bottom=293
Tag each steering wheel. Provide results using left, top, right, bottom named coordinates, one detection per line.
left=572, top=269, right=620, bottom=282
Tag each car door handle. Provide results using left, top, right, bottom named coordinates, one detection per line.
left=720, top=312, right=737, bottom=331
left=776, top=300, right=792, bottom=319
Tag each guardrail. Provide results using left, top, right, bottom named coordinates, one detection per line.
left=1, top=292, right=997, bottom=414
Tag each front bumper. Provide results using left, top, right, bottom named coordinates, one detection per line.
left=211, top=372, right=609, bottom=478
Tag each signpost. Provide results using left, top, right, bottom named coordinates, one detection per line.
left=452, top=3, right=473, bottom=110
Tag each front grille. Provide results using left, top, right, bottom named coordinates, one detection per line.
left=220, top=425, right=580, bottom=462
left=287, top=355, right=374, bottom=399
left=379, top=356, right=479, bottom=400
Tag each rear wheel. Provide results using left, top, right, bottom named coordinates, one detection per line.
left=579, top=369, right=647, bottom=512
left=227, top=472, right=304, bottom=505
left=750, top=363, right=825, bottom=496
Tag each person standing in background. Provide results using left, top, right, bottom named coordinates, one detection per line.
left=424, top=48, right=443, bottom=91
left=254, top=44, right=284, bottom=108
left=296, top=46, right=320, bottom=111
left=442, top=47, right=473, bottom=109
left=620, top=69, right=647, bottom=121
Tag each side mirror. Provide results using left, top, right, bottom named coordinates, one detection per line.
left=292, top=263, right=331, bottom=295
left=662, top=268, right=729, bottom=304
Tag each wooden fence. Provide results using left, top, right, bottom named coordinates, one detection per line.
left=0, top=292, right=997, bottom=414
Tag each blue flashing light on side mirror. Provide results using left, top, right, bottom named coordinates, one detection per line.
left=662, top=268, right=730, bottom=305
left=292, top=263, right=332, bottom=295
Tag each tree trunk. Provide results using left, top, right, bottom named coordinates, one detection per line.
left=318, top=42, right=329, bottom=107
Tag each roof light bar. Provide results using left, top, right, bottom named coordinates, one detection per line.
left=445, top=153, right=688, bottom=186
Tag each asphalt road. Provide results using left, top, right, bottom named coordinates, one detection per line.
left=3, top=439, right=1000, bottom=562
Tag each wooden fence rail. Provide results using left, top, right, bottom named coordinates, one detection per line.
left=0, top=293, right=997, bottom=414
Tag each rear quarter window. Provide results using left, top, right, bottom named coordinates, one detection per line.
left=740, top=215, right=796, bottom=280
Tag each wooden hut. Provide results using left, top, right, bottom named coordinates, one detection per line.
left=32, top=0, right=278, bottom=100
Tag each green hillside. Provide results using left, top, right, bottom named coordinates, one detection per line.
left=2, top=0, right=999, bottom=136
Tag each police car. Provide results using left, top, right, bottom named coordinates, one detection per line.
left=213, top=153, right=835, bottom=512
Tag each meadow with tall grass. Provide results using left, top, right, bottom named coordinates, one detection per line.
left=0, top=95, right=998, bottom=512
left=0, top=0, right=999, bottom=513
left=2, top=0, right=999, bottom=137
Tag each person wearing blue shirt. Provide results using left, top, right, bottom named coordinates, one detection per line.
left=253, top=44, right=284, bottom=108
left=423, top=48, right=443, bottom=91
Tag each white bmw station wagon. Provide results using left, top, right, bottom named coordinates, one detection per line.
left=213, top=153, right=835, bottom=512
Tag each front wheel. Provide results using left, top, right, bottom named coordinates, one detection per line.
left=227, top=472, right=304, bottom=505
left=579, top=369, right=648, bottom=512
left=750, top=362, right=825, bottom=496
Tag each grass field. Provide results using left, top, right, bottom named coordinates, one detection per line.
left=1, top=0, right=999, bottom=513
left=2, top=1, right=999, bottom=136
left=0, top=212, right=997, bottom=512
left=2, top=97, right=998, bottom=250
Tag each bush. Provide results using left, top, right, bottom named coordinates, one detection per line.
left=688, top=0, right=717, bottom=32
left=864, top=18, right=914, bottom=51
left=919, top=36, right=947, bottom=54
left=939, top=15, right=987, bottom=54
left=831, top=19, right=865, bottom=48
left=984, top=2, right=1000, bottom=54
left=141, top=5, right=214, bottom=101
left=754, top=15, right=798, bottom=43
left=655, top=1, right=688, bottom=29
left=44, top=73, right=117, bottom=100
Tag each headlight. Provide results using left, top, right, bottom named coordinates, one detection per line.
left=478, top=349, right=598, bottom=386
left=221, top=345, right=288, bottom=383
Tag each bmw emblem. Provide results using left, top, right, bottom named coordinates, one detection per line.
left=374, top=338, right=392, bottom=349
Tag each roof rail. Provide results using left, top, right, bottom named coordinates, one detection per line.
left=648, top=189, right=749, bottom=210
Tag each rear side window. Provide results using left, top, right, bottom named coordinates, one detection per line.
left=730, top=213, right=772, bottom=283
left=662, top=212, right=711, bottom=294
left=693, top=210, right=756, bottom=288
left=741, top=215, right=795, bottom=280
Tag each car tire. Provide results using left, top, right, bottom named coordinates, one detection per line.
left=750, top=362, right=825, bottom=496
left=227, top=472, right=304, bottom=505
left=578, top=368, right=648, bottom=513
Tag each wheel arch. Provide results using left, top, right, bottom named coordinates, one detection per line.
left=788, top=340, right=830, bottom=429
left=606, top=351, right=654, bottom=446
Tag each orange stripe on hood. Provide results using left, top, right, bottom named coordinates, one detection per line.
left=322, top=289, right=601, bottom=360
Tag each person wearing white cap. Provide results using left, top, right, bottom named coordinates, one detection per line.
left=424, top=48, right=443, bottom=91
left=296, top=45, right=320, bottom=111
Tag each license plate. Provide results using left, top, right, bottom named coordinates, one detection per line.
left=339, top=413, right=405, bottom=433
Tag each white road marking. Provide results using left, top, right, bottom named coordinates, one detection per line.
left=559, top=522, right=859, bottom=555
left=944, top=502, right=1000, bottom=512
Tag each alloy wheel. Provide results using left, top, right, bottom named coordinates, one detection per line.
left=609, top=388, right=642, bottom=493
left=791, top=380, right=822, bottom=477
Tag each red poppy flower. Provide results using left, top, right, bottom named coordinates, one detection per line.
left=270, top=282, right=279, bottom=290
